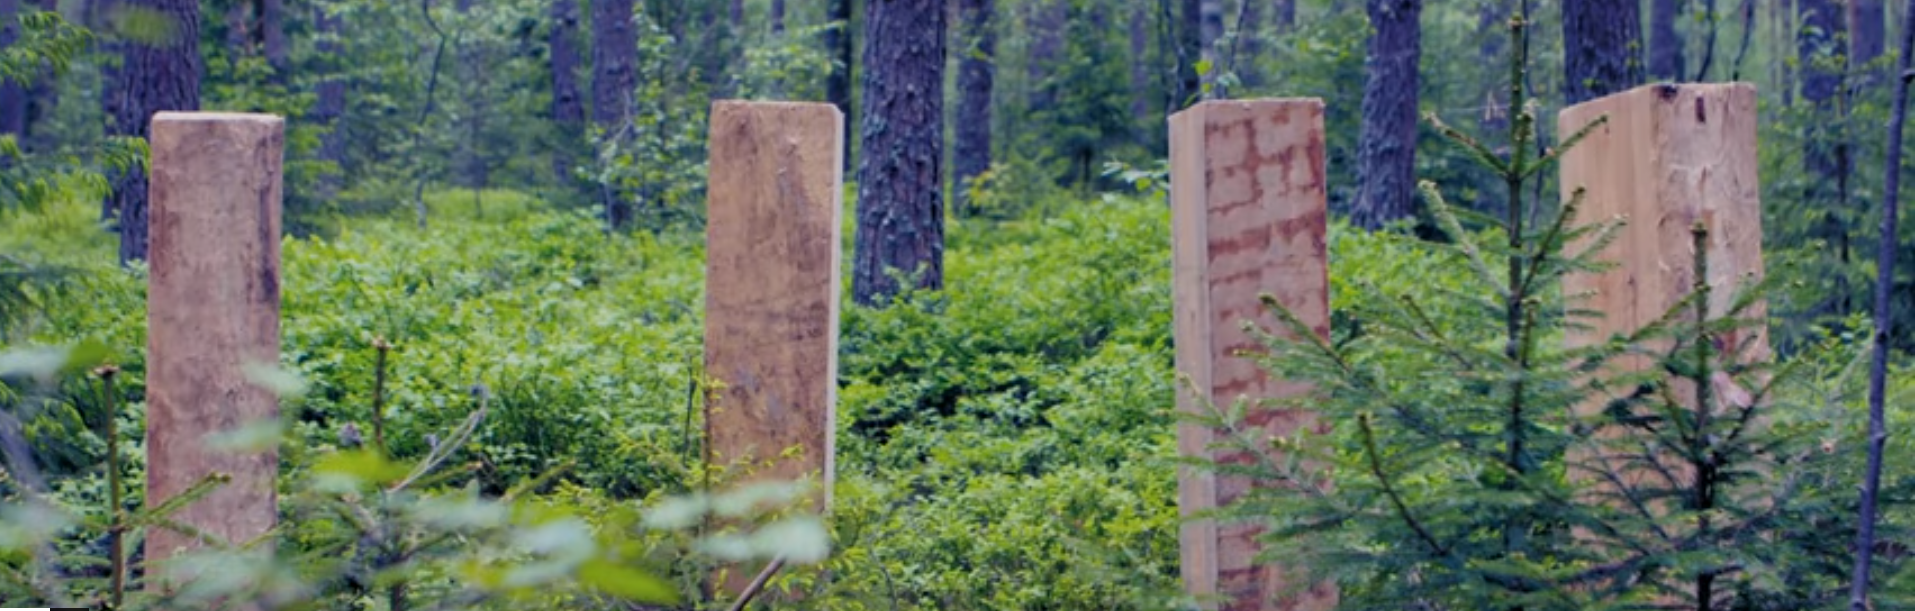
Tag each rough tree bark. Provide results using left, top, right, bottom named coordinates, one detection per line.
left=1649, top=0, right=1685, bottom=81
left=954, top=0, right=994, bottom=210
left=591, top=0, right=635, bottom=229
left=108, top=0, right=201, bottom=263
left=826, top=0, right=852, bottom=167
left=550, top=0, right=585, bottom=183
left=313, top=1, right=347, bottom=195
left=852, top=0, right=944, bottom=305
left=1352, top=0, right=1422, bottom=228
left=1563, top=0, right=1642, bottom=104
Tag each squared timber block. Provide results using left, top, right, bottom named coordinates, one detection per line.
left=1170, top=99, right=1336, bottom=611
left=145, top=112, right=285, bottom=580
left=703, top=100, right=844, bottom=508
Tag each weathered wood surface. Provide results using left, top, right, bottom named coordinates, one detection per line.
left=703, top=101, right=844, bottom=507
left=1559, top=83, right=1768, bottom=526
left=1559, top=83, right=1767, bottom=364
left=145, top=112, right=285, bottom=579
left=1170, top=99, right=1336, bottom=611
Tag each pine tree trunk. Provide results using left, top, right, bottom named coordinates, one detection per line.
left=225, top=0, right=251, bottom=61
left=1852, top=0, right=1886, bottom=71
left=1027, top=0, right=1065, bottom=112
left=262, top=0, right=286, bottom=78
left=550, top=0, right=586, bottom=183
left=954, top=0, right=994, bottom=210
left=1563, top=0, right=1642, bottom=104
left=455, top=0, right=488, bottom=191
left=0, top=0, right=24, bottom=154
left=1177, top=0, right=1201, bottom=110
left=771, top=0, right=784, bottom=34
left=1200, top=0, right=1223, bottom=97
left=1801, top=0, right=1849, bottom=314
left=852, top=0, right=945, bottom=305
left=591, top=0, right=636, bottom=229
left=1353, top=0, right=1421, bottom=228
left=1649, top=0, right=1685, bottom=80
left=1239, top=0, right=1264, bottom=88
left=1131, top=1, right=1152, bottom=124
left=314, top=1, right=347, bottom=195
left=109, top=0, right=200, bottom=263
left=826, top=0, right=852, bottom=167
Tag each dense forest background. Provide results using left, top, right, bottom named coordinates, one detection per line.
left=10, top=0, right=1911, bottom=345
left=5, top=0, right=1915, bottom=608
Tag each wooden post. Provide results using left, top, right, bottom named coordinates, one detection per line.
left=703, top=101, right=843, bottom=506
left=1170, top=99, right=1336, bottom=611
left=145, top=112, right=285, bottom=578
left=1559, top=83, right=1768, bottom=379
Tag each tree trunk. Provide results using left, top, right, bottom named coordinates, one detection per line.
left=826, top=0, right=852, bottom=167
left=1801, top=0, right=1849, bottom=314
left=550, top=0, right=586, bottom=183
left=954, top=0, right=993, bottom=210
left=0, top=0, right=24, bottom=153
left=1563, top=0, right=1642, bottom=104
left=21, top=0, right=58, bottom=154
left=108, top=0, right=200, bottom=263
left=1239, top=0, right=1264, bottom=89
left=852, top=0, right=945, bottom=305
left=1131, top=2, right=1152, bottom=124
left=592, top=0, right=636, bottom=229
left=313, top=1, right=347, bottom=196
left=1277, top=0, right=1295, bottom=30
left=1200, top=0, right=1223, bottom=97
left=225, top=0, right=251, bottom=62
left=1028, top=0, right=1066, bottom=112
left=1649, top=0, right=1685, bottom=80
left=455, top=0, right=488, bottom=191
left=771, top=0, right=784, bottom=34
left=1352, top=0, right=1421, bottom=229
left=262, top=0, right=286, bottom=77
left=1852, top=0, right=1886, bottom=70
left=1173, top=0, right=1201, bottom=110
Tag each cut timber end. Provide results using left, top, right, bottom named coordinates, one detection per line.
left=1170, top=99, right=1336, bottom=611
left=145, top=112, right=285, bottom=587
left=1559, top=83, right=1767, bottom=363
left=703, top=101, right=844, bottom=508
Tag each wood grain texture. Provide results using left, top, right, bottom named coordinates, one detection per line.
left=1170, top=99, right=1336, bottom=611
left=1560, top=83, right=1767, bottom=379
left=145, top=112, right=284, bottom=581
left=1559, top=83, right=1767, bottom=519
left=704, top=101, right=844, bottom=508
